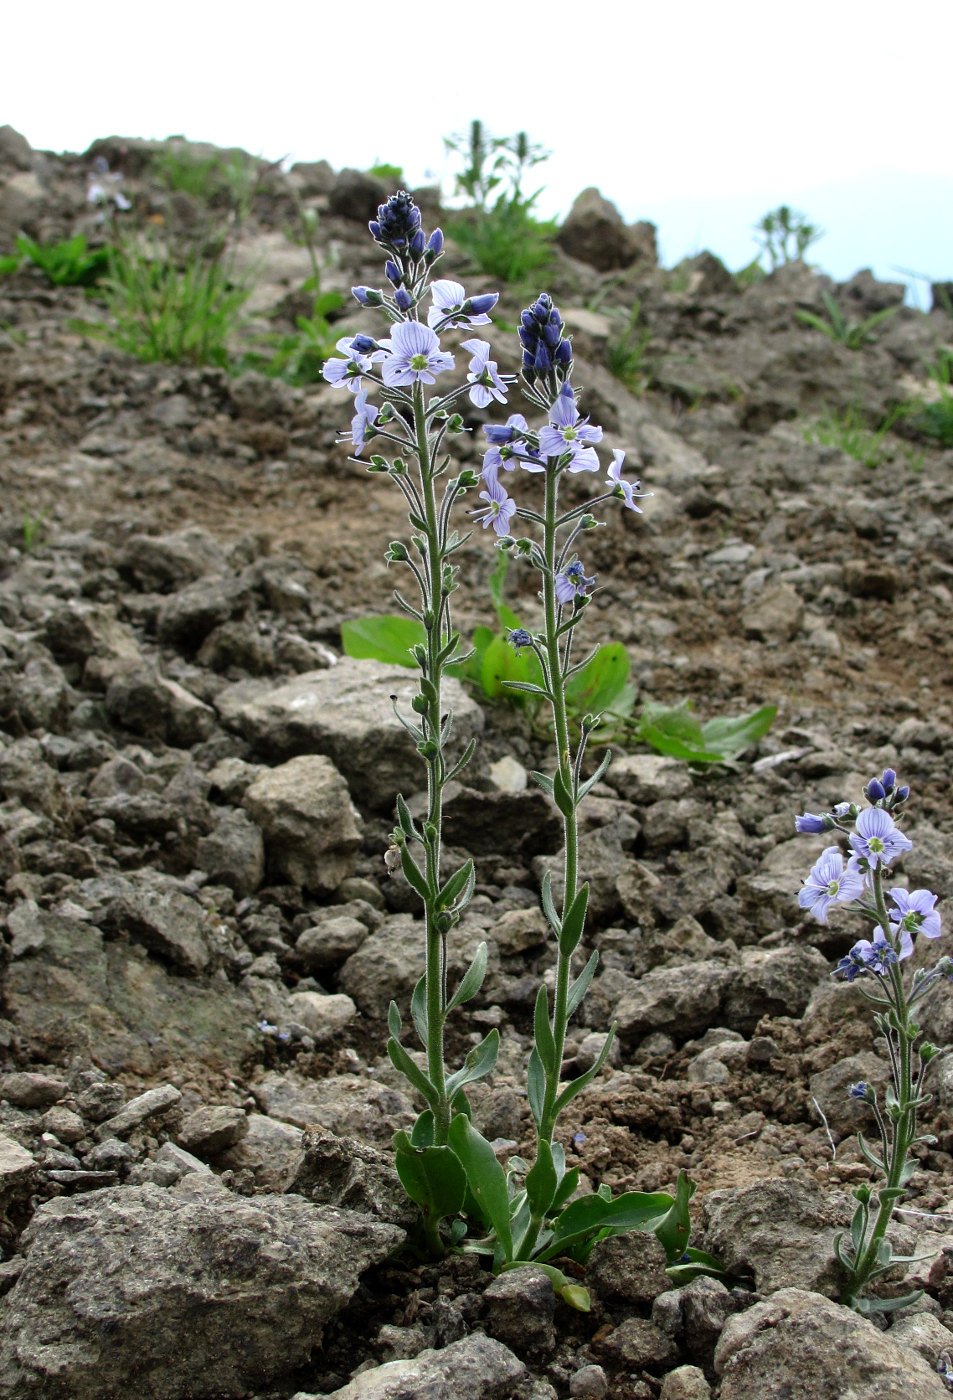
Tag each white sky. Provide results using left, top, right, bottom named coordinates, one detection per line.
left=6, top=0, right=951, bottom=297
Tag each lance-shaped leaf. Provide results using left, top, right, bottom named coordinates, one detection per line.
left=664, top=1246, right=728, bottom=1287
left=536, top=1190, right=673, bottom=1262
left=856, top=1132, right=886, bottom=1173
left=849, top=1199, right=869, bottom=1258
left=446, top=737, right=477, bottom=782
left=553, top=1025, right=616, bottom=1117
left=395, top=793, right=421, bottom=842
left=653, top=1169, right=695, bottom=1263
left=531, top=770, right=555, bottom=798
left=566, top=951, right=599, bottom=1020
left=577, top=750, right=612, bottom=802
left=438, top=858, right=475, bottom=913
left=533, top=983, right=557, bottom=1075
left=446, top=1028, right=500, bottom=1097
left=540, top=870, right=561, bottom=937
left=525, top=1138, right=559, bottom=1223
left=559, top=882, right=589, bottom=958
left=387, top=1001, right=402, bottom=1039
left=387, top=1035, right=438, bottom=1111
left=410, top=975, right=428, bottom=1047
left=394, top=1132, right=467, bottom=1220
left=447, top=941, right=489, bottom=1012
left=527, top=1047, right=546, bottom=1129
left=447, top=1114, right=514, bottom=1258
left=551, top=767, right=576, bottom=818
left=399, top=843, right=432, bottom=900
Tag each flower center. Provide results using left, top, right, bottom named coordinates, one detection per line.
left=562, top=426, right=578, bottom=442
left=868, top=837, right=885, bottom=855
left=410, top=353, right=429, bottom=371
left=826, top=879, right=841, bottom=897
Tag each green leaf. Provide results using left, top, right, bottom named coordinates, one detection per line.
left=487, top=548, right=509, bottom=613
left=855, top=1289, right=924, bottom=1315
left=411, top=975, right=429, bottom=1047
left=577, top=750, right=612, bottom=801
left=536, top=1190, right=673, bottom=1262
left=438, top=859, right=475, bottom=913
left=565, top=644, right=630, bottom=716
left=559, top=883, right=589, bottom=958
left=850, top=1199, right=868, bottom=1257
left=566, top=951, right=599, bottom=1020
left=857, top=1132, right=886, bottom=1173
left=387, top=1001, right=402, bottom=1039
left=551, top=1165, right=580, bottom=1213
left=447, top=941, right=489, bottom=1011
left=527, top=1047, right=546, bottom=1128
left=410, top=1110, right=435, bottom=1147
left=387, top=1036, right=438, bottom=1110
left=446, top=1028, right=500, bottom=1096
left=399, top=843, right=432, bottom=900
left=700, top=705, right=777, bottom=760
left=531, top=771, right=555, bottom=798
left=394, top=1132, right=467, bottom=1219
left=553, top=1026, right=616, bottom=1117
left=653, top=1169, right=696, bottom=1263
left=479, top=631, right=545, bottom=703
left=664, top=1246, right=729, bottom=1286
left=395, top=793, right=420, bottom=842
left=552, top=768, right=575, bottom=817
left=447, top=1115, right=514, bottom=1257
left=340, top=614, right=426, bottom=668
left=533, top=983, right=557, bottom=1075
left=540, top=870, right=561, bottom=936
left=525, top=1139, right=559, bottom=1222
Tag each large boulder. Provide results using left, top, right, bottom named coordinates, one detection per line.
left=0, top=1176, right=404, bottom=1400
left=556, top=187, right=657, bottom=272
left=242, top=754, right=362, bottom=892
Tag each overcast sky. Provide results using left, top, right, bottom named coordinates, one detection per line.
left=6, top=0, right=950, bottom=301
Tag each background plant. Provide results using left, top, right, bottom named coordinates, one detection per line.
left=796, top=291, right=898, bottom=349
left=795, top=770, right=947, bottom=1314
left=754, top=204, right=824, bottom=270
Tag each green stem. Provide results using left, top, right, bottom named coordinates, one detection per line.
left=413, top=378, right=451, bottom=1145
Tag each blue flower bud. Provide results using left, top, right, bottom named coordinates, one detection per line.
left=541, top=320, right=561, bottom=348
left=848, top=1081, right=869, bottom=1100
left=394, top=288, right=412, bottom=311
left=384, top=260, right=402, bottom=286
left=508, top=628, right=533, bottom=652
left=897, top=785, right=910, bottom=802
left=520, top=310, right=535, bottom=330
left=368, top=220, right=382, bottom=239
left=554, top=339, right=572, bottom=365
left=409, top=229, right=426, bottom=258
left=350, top=334, right=378, bottom=354
left=866, top=777, right=886, bottom=802
left=467, top=292, right=499, bottom=316
left=795, top=812, right=827, bottom=834
left=881, top=768, right=897, bottom=791
left=426, top=228, right=444, bottom=256
left=484, top=424, right=517, bottom=444
left=522, top=350, right=536, bottom=372
left=352, top=286, right=383, bottom=306
left=534, top=342, right=552, bottom=372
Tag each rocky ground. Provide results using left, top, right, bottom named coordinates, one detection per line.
left=0, top=125, right=952, bottom=1399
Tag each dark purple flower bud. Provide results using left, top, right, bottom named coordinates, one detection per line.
left=484, top=423, right=517, bottom=444
left=866, top=777, right=886, bottom=802
left=368, top=220, right=382, bottom=239
left=541, top=320, right=561, bottom=347
left=534, top=342, right=552, bottom=372
left=385, top=260, right=402, bottom=286
left=522, top=350, right=536, bottom=373
left=518, top=326, right=536, bottom=350
left=394, top=288, right=412, bottom=311
left=848, top=1082, right=870, bottom=1100
left=426, top=228, right=444, bottom=256
left=554, top=339, right=572, bottom=365
left=795, top=812, right=827, bottom=834
left=352, top=286, right=383, bottom=306
left=881, top=768, right=897, bottom=791
left=520, top=310, right=536, bottom=330
left=508, top=628, right=533, bottom=653
left=467, top=292, right=499, bottom=316
left=897, top=785, right=910, bottom=802
left=350, top=334, right=378, bottom=353
left=409, top=229, right=426, bottom=258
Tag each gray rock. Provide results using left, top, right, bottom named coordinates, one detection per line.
left=178, top=1104, right=248, bottom=1156
left=105, top=668, right=215, bottom=746
left=243, top=755, right=362, bottom=892
left=251, top=1070, right=412, bottom=1144
left=0, top=1071, right=68, bottom=1108
left=714, top=1287, right=950, bottom=1399
left=651, top=1276, right=737, bottom=1371
left=596, top=1316, right=679, bottom=1371
left=106, top=888, right=211, bottom=975
left=889, top=1310, right=953, bottom=1368
left=305, top=1332, right=527, bottom=1399
left=291, top=1128, right=414, bottom=1227
left=659, top=1368, right=711, bottom=1400
left=75, top=1081, right=126, bottom=1123
left=286, top=990, right=358, bottom=1040
left=570, top=1366, right=609, bottom=1399
left=338, top=914, right=428, bottom=1018
left=721, top=945, right=829, bottom=1032
left=195, top=807, right=264, bottom=897
left=217, top=1113, right=304, bottom=1191
left=605, top=753, right=692, bottom=805
left=556, top=187, right=657, bottom=272
left=327, top=167, right=391, bottom=222
left=0, top=1177, right=404, bottom=1400
left=218, top=658, right=484, bottom=811
left=97, top=1084, right=183, bottom=1141
left=39, top=1106, right=85, bottom=1143
left=615, top=961, right=736, bottom=1043
left=587, top=1228, right=671, bottom=1305
left=152, top=1141, right=213, bottom=1180
left=484, top=1266, right=556, bottom=1353
left=809, top=1051, right=891, bottom=1136
left=118, top=527, right=227, bottom=592
left=10, top=655, right=72, bottom=731
left=740, top=581, right=804, bottom=642
left=703, top=1177, right=850, bottom=1296
left=156, top=573, right=253, bottom=649
left=0, top=125, right=33, bottom=170
left=0, top=1134, right=36, bottom=1218
left=296, top=915, right=369, bottom=971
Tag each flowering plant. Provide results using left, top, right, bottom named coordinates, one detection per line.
left=797, top=770, right=948, bottom=1313
left=324, top=191, right=706, bottom=1304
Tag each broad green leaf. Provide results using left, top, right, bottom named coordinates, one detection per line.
left=653, top=1169, right=696, bottom=1263
left=536, top=1190, right=673, bottom=1262
left=394, top=1132, right=467, bottom=1219
left=340, top=614, right=426, bottom=668
left=565, top=644, right=630, bottom=715
left=525, top=1138, right=558, bottom=1221
left=447, top=1115, right=514, bottom=1257
left=410, top=1110, right=435, bottom=1147
left=700, top=705, right=776, bottom=759
left=664, top=1246, right=729, bottom=1286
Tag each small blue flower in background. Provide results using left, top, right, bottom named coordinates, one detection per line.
left=849, top=807, right=913, bottom=870
left=538, top=384, right=602, bottom=472
left=607, top=450, right=645, bottom=512
left=798, top=845, right=865, bottom=924
left=347, top=391, right=379, bottom=455
left=508, top=628, right=533, bottom=654
left=322, top=335, right=383, bottom=393
left=380, top=322, right=455, bottom=387
left=889, top=888, right=942, bottom=957
left=473, top=477, right=517, bottom=536
left=462, top=339, right=508, bottom=408
left=572, top=1131, right=587, bottom=1146
left=836, top=933, right=898, bottom=980
left=555, top=560, right=595, bottom=605
left=848, top=1082, right=872, bottom=1100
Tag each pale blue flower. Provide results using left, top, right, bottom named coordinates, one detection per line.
left=607, top=450, right=645, bottom=512
left=347, top=390, right=379, bottom=455
left=849, top=807, right=913, bottom=870
left=379, top=322, right=455, bottom=387
left=555, top=560, right=595, bottom=604
left=462, top=338, right=508, bottom=408
left=538, top=384, right=602, bottom=471
left=472, top=477, right=516, bottom=536
left=798, top=845, right=865, bottom=924
left=427, top=279, right=498, bottom=330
